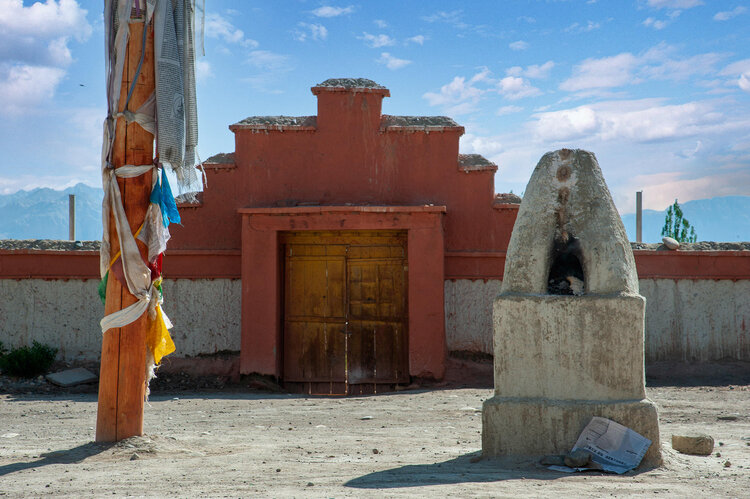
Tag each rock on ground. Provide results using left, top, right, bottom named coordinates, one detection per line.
left=672, top=434, right=715, bottom=456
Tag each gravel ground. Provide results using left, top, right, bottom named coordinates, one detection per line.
left=0, top=378, right=748, bottom=498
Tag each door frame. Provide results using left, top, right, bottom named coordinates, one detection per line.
left=238, top=205, right=446, bottom=380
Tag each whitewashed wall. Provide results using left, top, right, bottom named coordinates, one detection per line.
left=0, top=279, right=241, bottom=362
left=2, top=277, right=747, bottom=363
left=640, top=279, right=750, bottom=362
left=444, top=279, right=501, bottom=354
left=444, top=278, right=750, bottom=362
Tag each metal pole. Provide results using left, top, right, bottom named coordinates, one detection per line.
left=636, top=191, right=643, bottom=243
left=68, top=194, right=76, bottom=241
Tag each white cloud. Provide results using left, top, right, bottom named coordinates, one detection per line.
left=506, top=66, right=522, bottom=77
left=0, top=0, right=91, bottom=112
left=423, top=72, right=485, bottom=113
left=739, top=73, right=750, bottom=92
left=359, top=32, right=395, bottom=48
left=560, top=53, right=639, bottom=91
left=247, top=50, right=291, bottom=72
left=425, top=68, right=543, bottom=115
left=526, top=61, right=555, bottom=79
left=461, top=133, right=504, bottom=156
left=535, top=106, right=600, bottom=142
left=469, top=67, right=492, bottom=84
left=406, top=35, right=425, bottom=45
left=497, top=76, right=542, bottom=100
left=676, top=140, right=703, bottom=159
left=647, top=0, right=703, bottom=9
left=377, top=52, right=411, bottom=70
left=532, top=99, right=732, bottom=143
left=206, top=13, right=258, bottom=47
left=560, top=45, right=722, bottom=92
left=642, top=17, right=668, bottom=29
left=643, top=52, right=724, bottom=81
left=374, top=19, right=388, bottom=28
left=509, top=40, right=528, bottom=51
left=294, top=23, right=328, bottom=42
left=0, top=64, right=65, bottom=116
left=422, top=10, right=464, bottom=25
left=47, top=36, right=72, bottom=66
left=516, top=61, right=555, bottom=79
left=714, top=6, right=747, bottom=21
left=0, top=0, right=91, bottom=42
left=565, top=20, right=601, bottom=33
left=311, top=5, right=354, bottom=17
left=719, top=58, right=750, bottom=76
left=496, top=105, right=523, bottom=116
left=195, top=59, right=213, bottom=82
left=712, top=58, right=750, bottom=91
left=627, top=169, right=750, bottom=211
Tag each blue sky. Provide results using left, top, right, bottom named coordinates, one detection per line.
left=0, top=0, right=749, bottom=213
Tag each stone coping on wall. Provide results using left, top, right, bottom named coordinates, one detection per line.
left=3, top=239, right=747, bottom=253
left=0, top=240, right=101, bottom=251
left=230, top=116, right=317, bottom=132
left=380, top=115, right=464, bottom=133
left=311, top=78, right=390, bottom=96
left=204, top=152, right=235, bottom=165
left=315, top=78, right=387, bottom=89
left=458, top=154, right=498, bottom=173
left=228, top=114, right=466, bottom=134
left=632, top=242, right=750, bottom=251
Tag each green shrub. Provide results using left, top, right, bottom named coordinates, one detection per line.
left=0, top=341, right=58, bottom=378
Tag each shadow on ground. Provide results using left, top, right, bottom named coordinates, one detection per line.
left=646, top=361, right=750, bottom=387
left=345, top=452, right=645, bottom=489
left=0, top=441, right=113, bottom=477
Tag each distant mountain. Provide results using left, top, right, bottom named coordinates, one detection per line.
left=0, top=183, right=103, bottom=240
left=622, top=196, right=750, bottom=243
left=0, top=185, right=748, bottom=243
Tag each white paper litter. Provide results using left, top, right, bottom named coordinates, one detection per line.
left=549, top=417, right=652, bottom=474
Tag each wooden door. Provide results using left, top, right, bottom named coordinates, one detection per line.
left=281, top=231, right=408, bottom=395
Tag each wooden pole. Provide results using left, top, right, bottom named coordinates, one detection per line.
left=96, top=16, right=155, bottom=443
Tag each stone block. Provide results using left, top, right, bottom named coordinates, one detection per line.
left=493, top=294, right=646, bottom=401
left=46, top=367, right=98, bottom=387
left=671, top=434, right=714, bottom=456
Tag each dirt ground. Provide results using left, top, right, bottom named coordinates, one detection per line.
left=0, top=367, right=749, bottom=498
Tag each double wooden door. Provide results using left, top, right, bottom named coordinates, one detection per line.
left=281, top=231, right=408, bottom=395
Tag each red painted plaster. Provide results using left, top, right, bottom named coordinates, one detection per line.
left=5, top=250, right=747, bottom=281
left=633, top=250, right=750, bottom=279
left=170, top=84, right=511, bottom=258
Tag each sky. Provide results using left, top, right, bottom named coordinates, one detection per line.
left=0, top=0, right=749, bottom=214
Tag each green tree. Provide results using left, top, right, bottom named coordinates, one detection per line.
left=661, top=199, right=697, bottom=242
